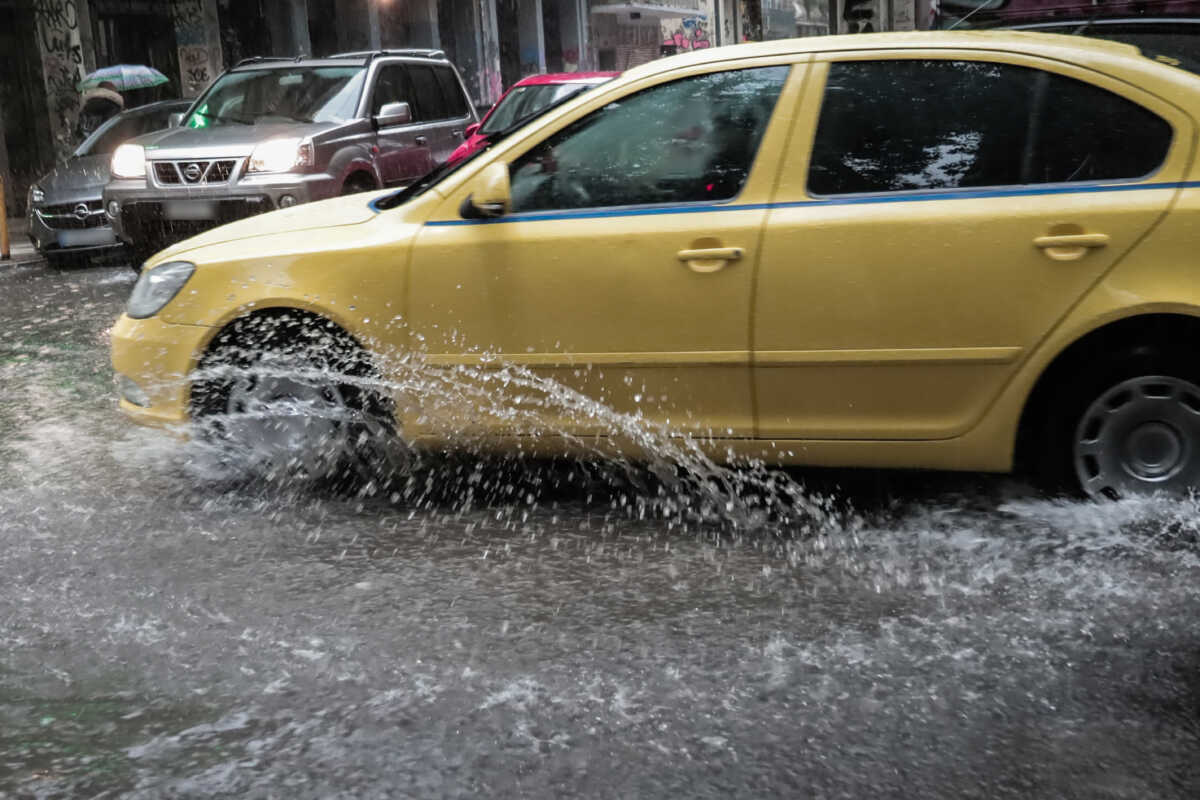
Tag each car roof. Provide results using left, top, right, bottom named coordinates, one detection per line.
left=229, top=52, right=449, bottom=72
left=512, top=72, right=620, bottom=87
left=619, top=30, right=1149, bottom=82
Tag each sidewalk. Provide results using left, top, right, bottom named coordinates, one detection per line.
left=2, top=217, right=44, bottom=267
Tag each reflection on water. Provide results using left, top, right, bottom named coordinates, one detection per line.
left=2, top=262, right=1199, bottom=797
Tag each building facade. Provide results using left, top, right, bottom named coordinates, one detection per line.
left=1, top=0, right=929, bottom=217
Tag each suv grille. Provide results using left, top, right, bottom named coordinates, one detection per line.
left=152, top=159, right=240, bottom=186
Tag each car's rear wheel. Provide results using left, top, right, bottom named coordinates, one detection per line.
left=191, top=314, right=394, bottom=479
left=1045, top=346, right=1200, bottom=499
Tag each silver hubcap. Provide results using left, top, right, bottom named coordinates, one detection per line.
left=223, top=356, right=349, bottom=476
left=1074, top=375, right=1200, bottom=499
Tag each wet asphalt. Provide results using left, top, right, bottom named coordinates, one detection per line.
left=1, top=258, right=1199, bottom=799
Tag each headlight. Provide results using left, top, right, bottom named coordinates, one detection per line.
left=30, top=184, right=44, bottom=204
left=248, top=138, right=313, bottom=173
left=127, top=261, right=195, bottom=319
left=111, top=143, right=146, bottom=179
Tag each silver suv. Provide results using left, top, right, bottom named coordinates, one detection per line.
left=103, top=49, right=476, bottom=265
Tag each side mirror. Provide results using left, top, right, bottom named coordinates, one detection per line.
left=464, top=122, right=480, bottom=138
left=459, top=162, right=511, bottom=219
left=168, top=112, right=184, bottom=128
left=375, top=101, right=412, bottom=128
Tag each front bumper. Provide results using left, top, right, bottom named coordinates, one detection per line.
left=28, top=203, right=120, bottom=254
left=111, top=313, right=215, bottom=428
left=105, top=171, right=339, bottom=247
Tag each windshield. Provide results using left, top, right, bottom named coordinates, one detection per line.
left=184, top=66, right=366, bottom=127
left=74, top=105, right=183, bottom=157
left=480, top=83, right=596, bottom=134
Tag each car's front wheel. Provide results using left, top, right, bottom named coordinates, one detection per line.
left=1048, top=346, right=1200, bottom=499
left=190, top=314, right=394, bottom=479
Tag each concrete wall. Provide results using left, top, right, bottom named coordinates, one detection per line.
left=172, top=0, right=224, bottom=98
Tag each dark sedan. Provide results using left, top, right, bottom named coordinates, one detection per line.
left=27, top=99, right=191, bottom=268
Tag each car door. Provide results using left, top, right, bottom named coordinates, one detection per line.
left=368, top=62, right=429, bottom=185
left=752, top=51, right=1193, bottom=441
left=433, top=64, right=474, bottom=155
left=402, top=62, right=466, bottom=163
left=403, top=62, right=803, bottom=440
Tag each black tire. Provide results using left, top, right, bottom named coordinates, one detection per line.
left=190, top=313, right=393, bottom=478
left=340, top=173, right=377, bottom=196
left=1038, top=343, right=1200, bottom=499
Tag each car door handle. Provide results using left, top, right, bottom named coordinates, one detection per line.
left=452, top=129, right=463, bottom=139
left=415, top=135, right=428, bottom=146
left=1033, top=232, right=1110, bottom=261
left=676, top=247, right=743, bottom=273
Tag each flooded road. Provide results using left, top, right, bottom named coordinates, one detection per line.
left=2, top=260, right=1199, bottom=798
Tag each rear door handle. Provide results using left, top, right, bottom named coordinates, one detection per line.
left=415, top=135, right=428, bottom=146
left=451, top=129, right=463, bottom=139
left=676, top=247, right=743, bottom=273
left=1033, top=232, right=1110, bottom=261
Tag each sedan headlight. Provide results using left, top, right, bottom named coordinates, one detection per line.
left=30, top=184, right=44, bottom=204
left=111, top=143, right=146, bottom=179
left=127, top=261, right=195, bottom=319
left=248, top=138, right=314, bottom=173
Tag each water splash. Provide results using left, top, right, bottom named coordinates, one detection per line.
left=142, top=335, right=856, bottom=538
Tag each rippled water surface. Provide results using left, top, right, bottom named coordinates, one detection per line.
left=2, top=261, right=1199, bottom=798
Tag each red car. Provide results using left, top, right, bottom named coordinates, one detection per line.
left=447, top=72, right=619, bottom=164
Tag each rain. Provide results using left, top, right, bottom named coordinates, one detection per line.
left=4, top=0, right=1200, bottom=797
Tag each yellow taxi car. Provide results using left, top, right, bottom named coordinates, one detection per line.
left=112, top=31, right=1200, bottom=499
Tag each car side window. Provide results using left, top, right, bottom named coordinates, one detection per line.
left=370, top=63, right=414, bottom=117
left=434, top=66, right=470, bottom=118
left=509, top=65, right=789, bottom=213
left=807, top=59, right=1173, bottom=196
left=407, top=64, right=449, bottom=121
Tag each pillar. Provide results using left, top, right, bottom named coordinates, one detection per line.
left=479, top=0, right=503, bottom=104
left=265, top=0, right=314, bottom=56
left=33, top=0, right=97, bottom=158
left=172, top=0, right=224, bottom=98
left=517, top=0, right=545, bottom=75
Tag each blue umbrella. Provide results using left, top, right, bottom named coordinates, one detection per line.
left=77, top=64, right=169, bottom=92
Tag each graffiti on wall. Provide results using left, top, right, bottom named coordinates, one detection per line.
left=34, top=0, right=86, bottom=157
left=662, top=17, right=711, bottom=52
left=172, top=0, right=220, bottom=97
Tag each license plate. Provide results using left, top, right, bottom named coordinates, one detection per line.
left=163, top=200, right=217, bottom=220
left=57, top=228, right=116, bottom=247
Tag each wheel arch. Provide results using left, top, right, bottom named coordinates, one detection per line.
left=1014, top=311, right=1200, bottom=474
left=189, top=305, right=382, bottom=414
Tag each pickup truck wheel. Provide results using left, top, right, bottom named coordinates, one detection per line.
left=340, top=174, right=377, bottom=196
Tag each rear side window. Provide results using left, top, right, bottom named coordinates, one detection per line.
left=370, top=63, right=415, bottom=117
left=807, top=59, right=1173, bottom=196
left=509, top=65, right=789, bottom=212
left=434, top=67, right=470, bottom=118
left=407, top=64, right=448, bottom=121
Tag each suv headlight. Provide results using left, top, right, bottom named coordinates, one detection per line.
left=111, top=143, right=146, bottom=179
left=127, top=261, right=195, bottom=319
left=248, top=138, right=314, bottom=173
left=29, top=184, right=44, bottom=204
